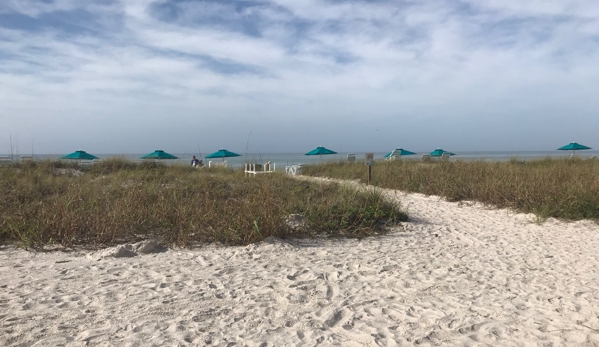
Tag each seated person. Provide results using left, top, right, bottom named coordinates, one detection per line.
left=191, top=156, right=200, bottom=167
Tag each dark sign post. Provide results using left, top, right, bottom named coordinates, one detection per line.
left=365, top=153, right=374, bottom=185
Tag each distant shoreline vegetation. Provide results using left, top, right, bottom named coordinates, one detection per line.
left=2, top=150, right=599, bottom=168
left=0, top=159, right=406, bottom=249
left=302, top=157, right=599, bottom=221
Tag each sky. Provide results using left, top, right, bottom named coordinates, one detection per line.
left=1, top=0, right=598, bottom=155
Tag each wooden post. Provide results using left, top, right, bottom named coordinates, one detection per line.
left=365, top=153, right=374, bottom=186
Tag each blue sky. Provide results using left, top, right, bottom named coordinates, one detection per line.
left=1, top=0, right=598, bottom=154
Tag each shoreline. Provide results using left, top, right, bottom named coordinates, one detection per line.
left=2, top=189, right=599, bottom=346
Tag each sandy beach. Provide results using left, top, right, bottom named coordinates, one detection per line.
left=2, top=182, right=599, bottom=346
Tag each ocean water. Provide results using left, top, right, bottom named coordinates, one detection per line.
left=3, top=150, right=599, bottom=169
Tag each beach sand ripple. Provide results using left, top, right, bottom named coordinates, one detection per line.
left=2, top=187, right=599, bottom=346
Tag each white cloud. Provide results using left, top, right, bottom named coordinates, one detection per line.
left=469, top=0, right=599, bottom=18
left=1, top=0, right=598, bottom=154
left=1, top=0, right=80, bottom=16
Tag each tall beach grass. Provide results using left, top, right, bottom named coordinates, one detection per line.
left=302, top=157, right=599, bottom=221
left=0, top=158, right=406, bottom=249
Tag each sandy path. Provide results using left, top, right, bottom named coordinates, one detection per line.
left=2, top=183, right=599, bottom=346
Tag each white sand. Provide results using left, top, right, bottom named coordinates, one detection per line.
left=2, top=184, right=599, bottom=346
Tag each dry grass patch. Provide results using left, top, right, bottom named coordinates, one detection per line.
left=0, top=159, right=407, bottom=249
left=302, top=158, right=599, bottom=221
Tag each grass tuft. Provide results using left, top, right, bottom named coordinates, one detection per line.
left=0, top=160, right=406, bottom=249
left=301, top=158, right=599, bottom=221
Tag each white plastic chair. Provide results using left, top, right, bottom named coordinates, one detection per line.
left=285, top=165, right=303, bottom=175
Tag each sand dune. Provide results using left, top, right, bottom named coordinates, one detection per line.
left=2, top=184, right=599, bottom=346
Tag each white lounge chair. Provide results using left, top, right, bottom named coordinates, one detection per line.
left=422, top=154, right=431, bottom=162
left=209, top=160, right=228, bottom=168
left=441, top=152, right=450, bottom=161
left=347, top=153, right=356, bottom=163
left=78, top=160, right=94, bottom=168
left=0, top=156, right=11, bottom=166
left=386, top=149, right=403, bottom=161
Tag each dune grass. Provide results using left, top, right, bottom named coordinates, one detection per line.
left=0, top=158, right=406, bottom=249
left=301, top=157, right=599, bottom=221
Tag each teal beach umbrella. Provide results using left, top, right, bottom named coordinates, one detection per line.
left=384, top=148, right=416, bottom=158
left=305, top=146, right=337, bottom=156
left=60, top=150, right=99, bottom=160
left=205, top=149, right=241, bottom=161
left=306, top=146, right=337, bottom=161
left=557, top=142, right=591, bottom=156
left=430, top=148, right=455, bottom=157
left=140, top=150, right=179, bottom=160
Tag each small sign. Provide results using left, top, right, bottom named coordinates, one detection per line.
left=365, top=153, right=374, bottom=166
